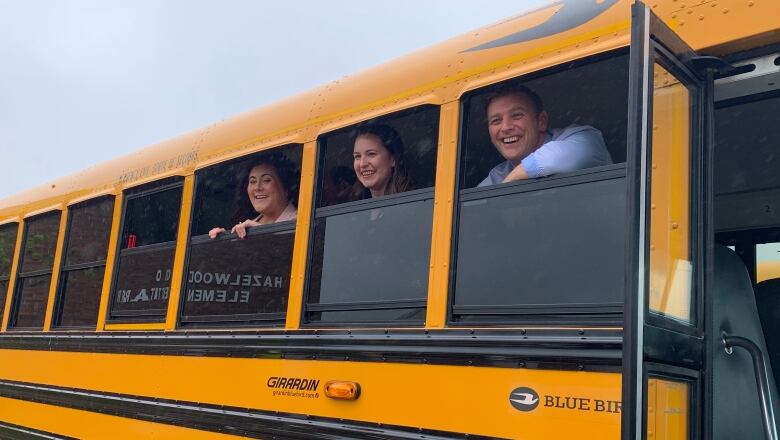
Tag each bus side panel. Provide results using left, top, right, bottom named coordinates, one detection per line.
left=0, top=396, right=243, bottom=439
left=0, top=349, right=620, bottom=439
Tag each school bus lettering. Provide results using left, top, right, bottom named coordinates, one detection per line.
left=267, top=376, right=320, bottom=391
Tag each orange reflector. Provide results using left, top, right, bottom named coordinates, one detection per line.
left=324, top=380, right=361, bottom=400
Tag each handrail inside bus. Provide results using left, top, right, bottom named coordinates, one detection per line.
left=723, top=333, right=779, bottom=440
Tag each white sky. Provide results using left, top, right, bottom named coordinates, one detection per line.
left=0, top=0, right=549, bottom=200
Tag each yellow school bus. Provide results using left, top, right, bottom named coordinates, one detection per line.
left=0, top=0, right=779, bottom=438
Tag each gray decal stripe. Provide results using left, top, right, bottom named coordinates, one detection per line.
left=464, top=0, right=619, bottom=52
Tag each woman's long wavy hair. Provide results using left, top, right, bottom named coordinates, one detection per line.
left=230, top=152, right=298, bottom=225
left=351, top=124, right=412, bottom=200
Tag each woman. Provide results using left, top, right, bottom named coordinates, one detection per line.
left=209, top=155, right=297, bottom=239
left=351, top=124, right=412, bottom=199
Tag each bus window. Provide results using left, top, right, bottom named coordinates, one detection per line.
left=10, top=212, right=61, bottom=330
left=54, top=197, right=114, bottom=328
left=108, top=178, right=183, bottom=322
left=181, top=146, right=301, bottom=327
left=0, top=223, right=19, bottom=325
left=757, top=243, right=780, bottom=283
left=648, top=63, right=693, bottom=323
left=451, top=52, right=629, bottom=324
left=306, top=105, right=439, bottom=324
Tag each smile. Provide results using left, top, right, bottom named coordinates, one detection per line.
left=502, top=136, right=520, bottom=144
left=360, top=170, right=376, bottom=177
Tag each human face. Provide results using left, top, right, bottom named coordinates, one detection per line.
left=246, top=164, right=288, bottom=219
left=353, top=133, right=396, bottom=197
left=487, top=92, right=548, bottom=165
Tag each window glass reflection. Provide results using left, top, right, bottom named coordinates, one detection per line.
left=65, top=198, right=113, bottom=265
left=110, top=182, right=183, bottom=321
left=21, top=213, right=61, bottom=273
left=58, top=267, right=105, bottom=328
left=14, top=274, right=51, bottom=329
left=0, top=223, right=18, bottom=278
left=453, top=177, right=625, bottom=318
left=648, top=63, right=693, bottom=323
left=182, top=230, right=294, bottom=325
left=308, top=199, right=433, bottom=323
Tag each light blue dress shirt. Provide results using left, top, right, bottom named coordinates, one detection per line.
left=478, top=125, right=612, bottom=187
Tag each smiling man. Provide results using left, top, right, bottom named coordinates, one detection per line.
left=478, top=85, right=612, bottom=187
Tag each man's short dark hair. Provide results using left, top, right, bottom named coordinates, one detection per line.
left=485, top=84, right=544, bottom=115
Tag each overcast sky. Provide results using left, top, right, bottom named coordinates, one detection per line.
left=0, top=0, right=549, bottom=200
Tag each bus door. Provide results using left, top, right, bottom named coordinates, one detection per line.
left=623, top=2, right=713, bottom=439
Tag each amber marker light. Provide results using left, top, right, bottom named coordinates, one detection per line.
left=324, top=380, right=361, bottom=400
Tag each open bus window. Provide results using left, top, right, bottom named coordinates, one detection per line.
left=306, top=105, right=440, bottom=324
left=0, top=223, right=19, bottom=326
left=10, top=212, right=61, bottom=330
left=451, top=52, right=629, bottom=324
left=54, top=196, right=114, bottom=329
left=108, top=177, right=183, bottom=322
left=182, top=145, right=301, bottom=327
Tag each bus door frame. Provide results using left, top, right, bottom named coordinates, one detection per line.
left=623, top=2, right=715, bottom=439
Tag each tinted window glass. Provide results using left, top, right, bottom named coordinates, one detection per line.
left=121, top=188, right=182, bottom=248
left=111, top=245, right=175, bottom=318
left=182, top=230, right=294, bottom=325
left=65, top=197, right=114, bottom=265
left=318, top=106, right=439, bottom=207
left=0, top=280, right=7, bottom=323
left=55, top=197, right=115, bottom=328
left=453, top=174, right=625, bottom=320
left=58, top=267, right=105, bottom=327
left=308, top=199, right=433, bottom=323
left=21, top=213, right=61, bottom=273
left=14, top=274, right=51, bottom=329
left=110, top=182, right=182, bottom=321
left=460, top=53, right=628, bottom=188
left=0, top=223, right=18, bottom=278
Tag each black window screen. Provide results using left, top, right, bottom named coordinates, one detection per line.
left=452, top=173, right=625, bottom=322
left=109, top=179, right=183, bottom=322
left=182, top=146, right=301, bottom=327
left=0, top=223, right=19, bottom=325
left=10, top=212, right=61, bottom=330
left=306, top=106, right=439, bottom=325
left=55, top=197, right=114, bottom=329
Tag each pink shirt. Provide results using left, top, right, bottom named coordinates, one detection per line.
left=274, top=202, right=297, bottom=223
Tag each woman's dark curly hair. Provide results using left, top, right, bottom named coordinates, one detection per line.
left=230, top=151, right=298, bottom=224
left=350, top=124, right=413, bottom=200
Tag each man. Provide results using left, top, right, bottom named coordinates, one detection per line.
left=478, top=85, right=612, bottom=187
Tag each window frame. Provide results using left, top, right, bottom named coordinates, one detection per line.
left=52, top=195, right=115, bottom=330
left=107, top=177, right=184, bottom=323
left=0, top=222, right=20, bottom=325
left=176, top=145, right=303, bottom=328
left=302, top=105, right=441, bottom=326
left=448, top=49, right=633, bottom=326
left=9, top=211, right=62, bottom=330
left=448, top=164, right=627, bottom=325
